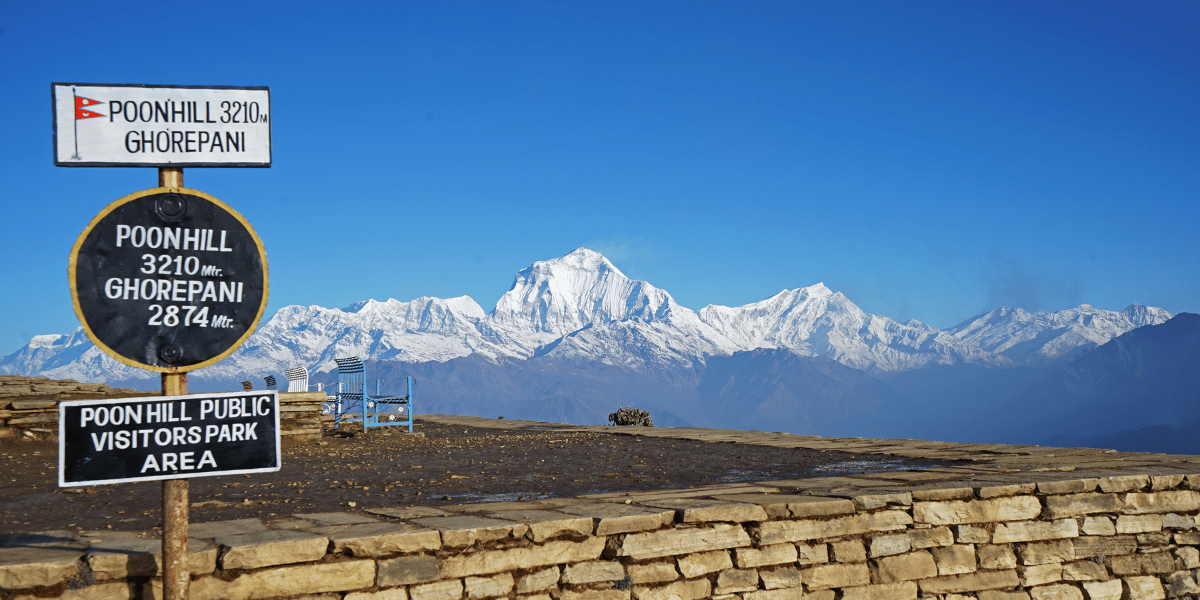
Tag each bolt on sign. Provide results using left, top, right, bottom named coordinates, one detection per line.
left=69, top=188, right=268, bottom=371
left=52, top=83, right=271, bottom=167
left=60, top=391, right=281, bottom=486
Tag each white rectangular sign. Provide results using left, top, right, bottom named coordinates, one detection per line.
left=53, top=82, right=271, bottom=167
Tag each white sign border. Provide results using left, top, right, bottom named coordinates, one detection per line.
left=58, top=390, right=282, bottom=487
left=52, top=82, right=272, bottom=168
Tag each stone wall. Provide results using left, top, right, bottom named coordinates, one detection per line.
left=0, top=376, right=324, bottom=442
left=3, top=472, right=1200, bottom=600
left=0, top=376, right=146, bottom=440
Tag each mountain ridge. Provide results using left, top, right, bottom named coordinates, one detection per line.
left=0, top=248, right=1174, bottom=389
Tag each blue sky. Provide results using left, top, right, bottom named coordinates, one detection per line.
left=2, top=0, right=1197, bottom=356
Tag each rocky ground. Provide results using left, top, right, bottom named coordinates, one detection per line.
left=0, top=418, right=945, bottom=534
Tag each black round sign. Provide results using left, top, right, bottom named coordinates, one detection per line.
left=69, top=187, right=268, bottom=372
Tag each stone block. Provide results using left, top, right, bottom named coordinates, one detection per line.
left=1150, top=475, right=1186, bottom=491
left=619, top=524, right=750, bottom=560
left=1175, top=532, right=1200, bottom=545
left=410, top=579, right=466, bottom=600
left=441, top=537, right=606, bottom=578
left=559, top=504, right=675, bottom=535
left=215, top=529, right=328, bottom=570
left=487, top=510, right=594, bottom=542
left=632, top=578, right=710, bottom=600
left=855, top=492, right=913, bottom=511
left=1098, top=475, right=1149, bottom=493
left=797, top=542, right=830, bottom=565
left=1081, top=518, right=1115, bottom=536
left=1044, top=494, right=1125, bottom=519
left=1062, top=561, right=1108, bottom=581
left=516, top=566, right=561, bottom=592
left=715, top=568, right=759, bottom=594
left=870, top=551, right=938, bottom=583
left=1030, top=583, right=1085, bottom=600
left=978, top=483, right=1037, bottom=499
left=912, top=487, right=975, bottom=502
left=144, top=560, right=376, bottom=600
left=1124, top=491, right=1200, bottom=514
left=759, top=565, right=803, bottom=589
left=1160, top=513, right=1193, bottom=530
left=919, top=569, right=1021, bottom=594
left=956, top=525, right=991, bottom=544
left=802, top=562, right=870, bottom=590
left=323, top=522, right=441, bottom=557
left=931, top=544, right=976, bottom=575
left=564, top=560, right=625, bottom=584
left=85, top=531, right=217, bottom=578
left=1023, top=564, right=1064, bottom=587
left=1125, top=575, right=1166, bottom=600
left=832, top=540, right=867, bottom=563
left=1110, top=552, right=1175, bottom=576
left=1073, top=536, right=1136, bottom=559
left=1165, top=570, right=1200, bottom=596
left=979, top=545, right=1018, bottom=570
left=11, top=581, right=137, bottom=600
left=711, top=493, right=820, bottom=519
left=870, top=534, right=912, bottom=558
left=914, top=496, right=1042, bottom=525
left=979, top=592, right=1031, bottom=600
left=644, top=499, right=768, bottom=523
left=564, top=591, right=630, bottom=600
left=0, top=533, right=86, bottom=589
left=743, top=588, right=805, bottom=600
left=1020, top=540, right=1076, bottom=566
left=187, top=518, right=269, bottom=538
left=1038, top=479, right=1099, bottom=495
left=1136, top=532, right=1171, bottom=547
left=908, top=527, right=953, bottom=549
left=784, top=496, right=857, bottom=518
left=1175, top=547, right=1200, bottom=569
left=1082, top=579, right=1123, bottom=600
left=465, top=573, right=514, bottom=599
left=293, top=512, right=379, bottom=526
left=756, top=511, right=911, bottom=544
left=346, top=590, right=408, bottom=600
left=841, top=581, right=918, bottom=600
left=628, top=562, right=678, bottom=585
left=677, top=550, right=732, bottom=578
left=992, top=519, right=1079, bottom=544
left=410, top=515, right=529, bottom=547
left=367, top=507, right=451, bottom=519
left=378, top=555, right=440, bottom=587
left=735, top=543, right=797, bottom=568
left=1116, top=515, right=1162, bottom=534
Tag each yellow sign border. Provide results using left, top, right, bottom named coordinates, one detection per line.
left=68, top=186, right=269, bottom=373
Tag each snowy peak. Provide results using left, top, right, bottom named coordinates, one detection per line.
left=947, top=303, right=1174, bottom=364
left=490, top=248, right=680, bottom=336
left=1121, top=303, right=1172, bottom=326
left=699, top=283, right=966, bottom=371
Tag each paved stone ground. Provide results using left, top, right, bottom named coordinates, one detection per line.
left=2, top=414, right=1198, bottom=536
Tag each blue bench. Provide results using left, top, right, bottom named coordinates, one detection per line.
left=331, top=356, right=414, bottom=433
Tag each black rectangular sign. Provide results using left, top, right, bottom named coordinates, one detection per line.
left=59, top=391, right=280, bottom=486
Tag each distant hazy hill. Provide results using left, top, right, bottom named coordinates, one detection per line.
left=999, top=312, right=1200, bottom=448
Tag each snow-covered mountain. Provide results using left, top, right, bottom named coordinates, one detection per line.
left=945, top=304, right=1173, bottom=365
left=0, top=248, right=1174, bottom=386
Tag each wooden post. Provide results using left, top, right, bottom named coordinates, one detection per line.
left=159, top=166, right=189, bottom=600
